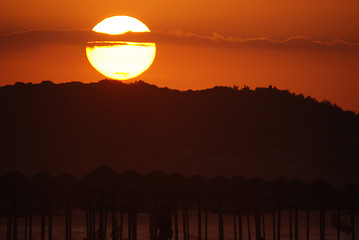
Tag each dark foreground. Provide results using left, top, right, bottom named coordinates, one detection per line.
left=0, top=166, right=358, bottom=240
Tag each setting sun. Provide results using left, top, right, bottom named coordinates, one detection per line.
left=92, top=16, right=150, bottom=35
left=86, top=16, right=156, bottom=80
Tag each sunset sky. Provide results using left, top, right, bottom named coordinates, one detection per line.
left=1, top=0, right=359, bottom=112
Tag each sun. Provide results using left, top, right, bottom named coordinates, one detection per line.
left=92, top=16, right=150, bottom=35
left=86, top=16, right=156, bottom=80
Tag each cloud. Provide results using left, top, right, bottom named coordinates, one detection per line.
left=0, top=29, right=94, bottom=51
left=127, top=30, right=359, bottom=51
left=1, top=29, right=358, bottom=52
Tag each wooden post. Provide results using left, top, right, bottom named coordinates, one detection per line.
left=204, top=211, right=208, bottom=240
left=272, top=209, right=276, bottom=240
left=13, top=197, right=18, bottom=240
left=112, top=196, right=116, bottom=240
left=322, top=208, right=325, bottom=240
left=6, top=212, right=12, bottom=240
left=294, top=203, right=298, bottom=240
left=238, top=200, right=243, bottom=240
left=41, top=198, right=45, bottom=240
left=104, top=211, right=108, bottom=240
left=321, top=208, right=325, bottom=240
left=306, top=209, right=309, bottom=240
left=49, top=201, right=53, bottom=240
left=69, top=199, right=73, bottom=240
left=66, top=196, right=69, bottom=240
left=132, top=198, right=137, bottom=240
left=183, top=199, right=187, bottom=240
left=93, top=207, right=96, bottom=240
left=254, top=204, right=261, bottom=240
left=351, top=211, right=355, bottom=240
left=261, top=212, right=266, bottom=240
left=66, top=195, right=72, bottom=240
left=219, top=200, right=224, bottom=240
left=174, top=199, right=179, bottom=240
left=120, top=210, right=123, bottom=240
left=25, top=216, right=28, bottom=240
left=86, top=209, right=89, bottom=240
left=337, top=209, right=340, bottom=240
left=186, top=207, right=190, bottom=240
left=149, top=210, right=153, bottom=240
left=41, top=210, right=45, bottom=240
left=233, top=213, right=237, bottom=240
left=198, top=199, right=202, bottom=240
left=99, top=191, right=104, bottom=240
left=29, top=213, right=32, bottom=240
left=88, top=197, right=93, bottom=240
left=289, top=207, right=292, bottom=240
left=247, top=213, right=251, bottom=240
left=319, top=208, right=323, bottom=240
left=154, top=196, right=158, bottom=240
left=87, top=207, right=90, bottom=240
left=128, top=197, right=132, bottom=240
left=277, top=202, right=281, bottom=240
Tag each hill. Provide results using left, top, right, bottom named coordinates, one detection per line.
left=0, top=80, right=358, bottom=186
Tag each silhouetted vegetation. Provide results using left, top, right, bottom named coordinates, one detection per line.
left=0, top=80, right=358, bottom=186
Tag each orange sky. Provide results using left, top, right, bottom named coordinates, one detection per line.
left=1, top=0, right=359, bottom=111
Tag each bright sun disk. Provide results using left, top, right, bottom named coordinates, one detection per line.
left=86, top=16, right=156, bottom=80
left=92, top=16, right=150, bottom=35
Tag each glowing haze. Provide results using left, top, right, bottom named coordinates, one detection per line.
left=0, top=0, right=359, bottom=111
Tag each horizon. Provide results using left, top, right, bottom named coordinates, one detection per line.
left=2, top=79, right=357, bottom=114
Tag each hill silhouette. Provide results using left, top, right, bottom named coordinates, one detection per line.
left=0, top=80, right=358, bottom=186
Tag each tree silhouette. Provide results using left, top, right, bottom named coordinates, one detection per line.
left=0, top=80, right=358, bottom=186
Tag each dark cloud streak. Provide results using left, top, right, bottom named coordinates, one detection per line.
left=1, top=29, right=358, bottom=52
